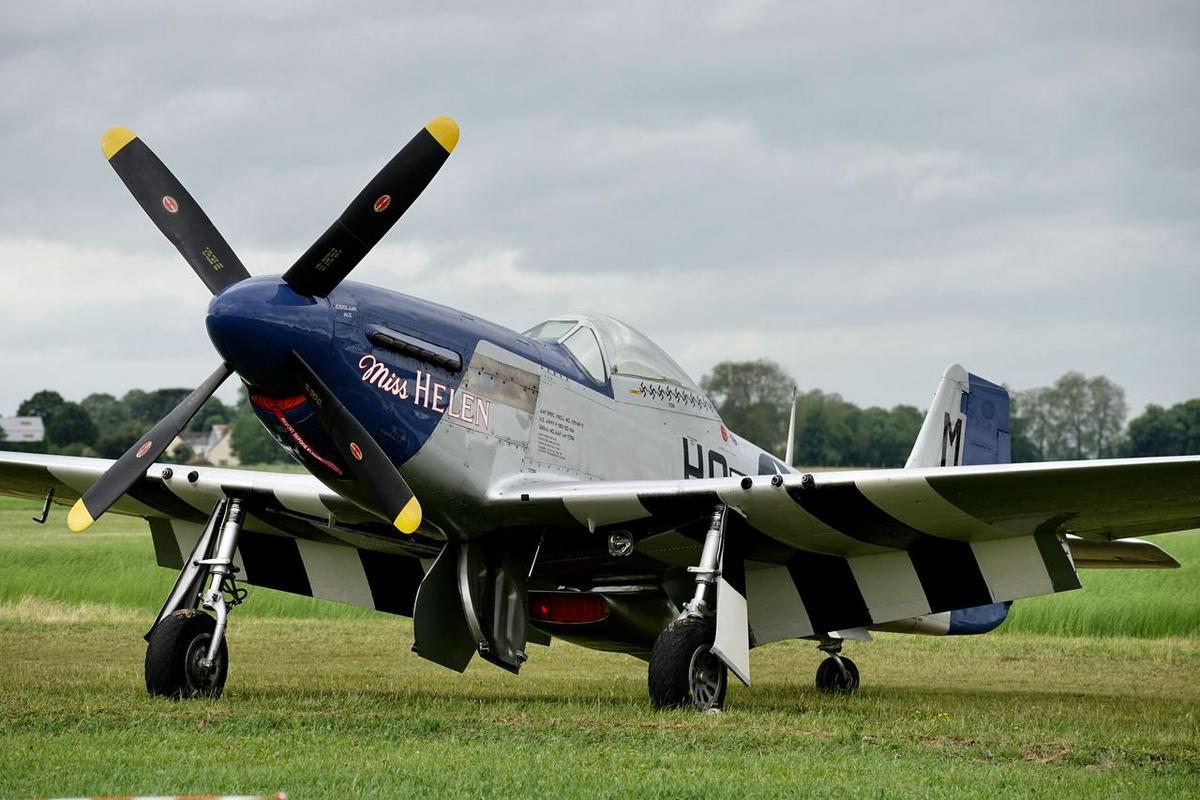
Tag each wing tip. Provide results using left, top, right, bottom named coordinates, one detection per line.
left=425, top=116, right=459, bottom=154
left=101, top=126, right=137, bottom=160
left=67, top=499, right=94, bottom=533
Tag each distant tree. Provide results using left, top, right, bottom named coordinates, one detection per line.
left=791, top=389, right=857, bottom=466
left=1086, top=375, right=1127, bottom=458
left=1011, top=373, right=1128, bottom=461
left=1126, top=399, right=1200, bottom=457
left=1179, top=400, right=1200, bottom=454
left=187, top=397, right=232, bottom=433
left=849, top=404, right=922, bottom=467
left=94, top=420, right=147, bottom=459
left=230, top=409, right=285, bottom=464
left=1012, top=387, right=1052, bottom=461
left=890, top=405, right=925, bottom=461
left=17, top=390, right=65, bottom=421
left=120, top=389, right=148, bottom=422
left=44, top=401, right=97, bottom=450
left=169, top=442, right=195, bottom=464
left=81, top=392, right=131, bottom=433
left=701, top=360, right=795, bottom=453
left=848, top=406, right=889, bottom=465
left=1048, top=371, right=1090, bottom=460
left=124, top=388, right=191, bottom=425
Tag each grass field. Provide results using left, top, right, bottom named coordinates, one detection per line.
left=2, top=495, right=1199, bottom=798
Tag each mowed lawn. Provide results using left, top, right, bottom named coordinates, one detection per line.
left=1, top=496, right=1198, bottom=798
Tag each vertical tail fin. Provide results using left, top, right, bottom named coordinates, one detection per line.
left=907, top=363, right=1010, bottom=468
left=900, top=364, right=1017, bottom=635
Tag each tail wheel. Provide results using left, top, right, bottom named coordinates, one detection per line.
left=145, top=609, right=228, bottom=699
left=815, top=655, right=859, bottom=694
left=648, top=616, right=728, bottom=711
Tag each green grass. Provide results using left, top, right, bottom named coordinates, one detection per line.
left=0, top=496, right=370, bottom=620
left=1, top=498, right=1199, bottom=797
left=1003, top=531, right=1200, bottom=638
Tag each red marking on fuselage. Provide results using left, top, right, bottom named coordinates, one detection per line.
left=250, top=394, right=343, bottom=477
left=250, top=394, right=308, bottom=414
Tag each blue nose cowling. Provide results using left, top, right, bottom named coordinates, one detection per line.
left=206, top=276, right=335, bottom=388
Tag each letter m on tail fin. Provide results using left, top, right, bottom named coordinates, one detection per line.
left=941, top=412, right=963, bottom=467
left=908, top=364, right=1011, bottom=468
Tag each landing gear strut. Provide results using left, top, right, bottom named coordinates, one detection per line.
left=145, top=497, right=246, bottom=699
left=815, top=638, right=859, bottom=694
left=648, top=505, right=729, bottom=711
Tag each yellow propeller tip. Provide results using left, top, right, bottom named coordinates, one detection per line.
left=101, top=126, right=137, bottom=160
left=67, top=500, right=94, bottom=533
left=393, top=496, right=422, bottom=535
left=425, top=116, right=459, bottom=154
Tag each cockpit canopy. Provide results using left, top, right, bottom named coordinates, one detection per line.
left=523, top=313, right=701, bottom=391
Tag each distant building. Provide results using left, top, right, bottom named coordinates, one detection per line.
left=170, top=424, right=239, bottom=467
left=205, top=424, right=238, bottom=467
left=0, top=416, right=44, bottom=443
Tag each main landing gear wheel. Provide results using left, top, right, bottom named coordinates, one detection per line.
left=815, top=655, right=859, bottom=694
left=648, top=616, right=728, bottom=711
left=145, top=609, right=228, bottom=699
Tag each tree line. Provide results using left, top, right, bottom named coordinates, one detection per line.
left=3, top=361, right=1197, bottom=466
left=703, top=360, right=1199, bottom=466
left=6, top=387, right=280, bottom=465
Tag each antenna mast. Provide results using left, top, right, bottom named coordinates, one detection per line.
left=784, top=385, right=797, bottom=467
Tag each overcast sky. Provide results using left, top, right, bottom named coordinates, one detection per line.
left=1, top=1, right=1197, bottom=420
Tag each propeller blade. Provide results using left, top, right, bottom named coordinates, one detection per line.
left=101, top=126, right=251, bottom=295
left=287, top=351, right=422, bottom=534
left=282, top=116, right=459, bottom=297
left=68, top=364, right=232, bottom=533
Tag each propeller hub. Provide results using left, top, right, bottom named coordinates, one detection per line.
left=206, top=276, right=334, bottom=388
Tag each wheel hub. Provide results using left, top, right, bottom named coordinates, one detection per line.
left=688, top=644, right=726, bottom=710
left=184, top=633, right=221, bottom=694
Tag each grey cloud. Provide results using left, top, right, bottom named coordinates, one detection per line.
left=0, top=1, right=1196, bottom=418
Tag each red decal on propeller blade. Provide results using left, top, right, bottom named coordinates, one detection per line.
left=162, top=196, right=178, bottom=213
left=350, top=442, right=363, bottom=461
left=373, top=194, right=391, bottom=213
left=136, top=441, right=153, bottom=459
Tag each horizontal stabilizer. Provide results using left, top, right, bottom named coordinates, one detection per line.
left=1066, top=536, right=1180, bottom=569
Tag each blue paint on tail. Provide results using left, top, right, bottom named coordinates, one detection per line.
left=950, top=373, right=1014, bottom=634
left=961, top=373, right=1011, bottom=465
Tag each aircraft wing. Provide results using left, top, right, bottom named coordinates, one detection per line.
left=492, top=456, right=1200, bottom=641
left=0, top=450, right=434, bottom=614
left=496, top=455, right=1200, bottom=546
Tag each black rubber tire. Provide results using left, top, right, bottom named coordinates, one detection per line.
left=145, top=609, right=228, bottom=699
left=815, top=655, right=859, bottom=694
left=648, top=616, right=727, bottom=711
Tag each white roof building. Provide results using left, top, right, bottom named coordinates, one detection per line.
left=0, top=416, right=45, bottom=443
left=169, top=424, right=238, bottom=467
